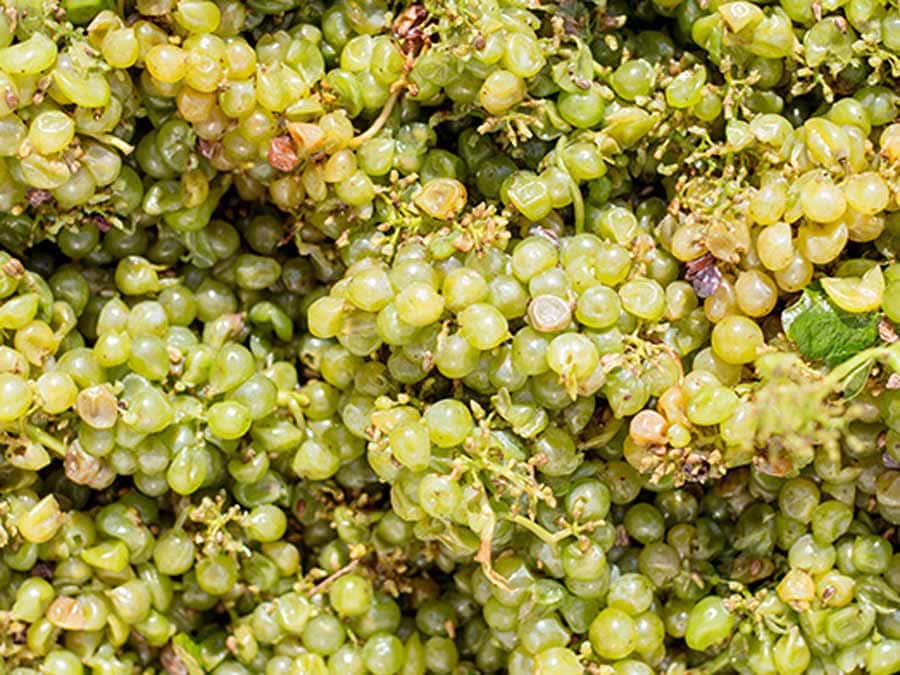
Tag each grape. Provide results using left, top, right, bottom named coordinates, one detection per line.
left=685, top=596, right=736, bottom=651
left=479, top=70, right=526, bottom=115
left=711, top=315, right=765, bottom=364
left=590, top=608, right=637, bottom=659
left=0, top=1, right=895, bottom=674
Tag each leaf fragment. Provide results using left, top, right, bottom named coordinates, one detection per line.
left=782, top=284, right=881, bottom=367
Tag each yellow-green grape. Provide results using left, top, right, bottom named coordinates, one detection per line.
left=50, top=164, right=93, bottom=207
left=348, top=267, right=394, bottom=313
left=459, top=303, right=509, bottom=350
left=335, top=170, right=376, bottom=207
left=0, top=373, right=33, bottom=421
left=685, top=597, right=735, bottom=651
left=842, top=208, right=885, bottom=243
left=619, top=278, right=666, bottom=321
left=35, top=371, right=78, bottom=414
left=101, top=27, right=140, bottom=68
left=323, top=149, right=357, bottom=183
left=755, top=222, right=794, bottom=271
left=820, top=265, right=885, bottom=313
left=590, top=608, right=636, bottom=659
left=395, top=282, right=445, bottom=327
left=665, top=66, right=707, bottom=109
left=502, top=33, right=546, bottom=79
left=175, top=0, right=221, bottom=33
left=734, top=270, right=778, bottom=318
left=533, top=647, right=581, bottom=675
left=547, top=333, right=599, bottom=388
left=711, top=315, right=765, bottom=364
left=145, top=44, right=188, bottom=83
left=774, top=252, right=814, bottom=292
left=796, top=220, right=848, bottom=265
left=704, top=278, right=738, bottom=323
left=307, top=296, right=345, bottom=338
left=749, top=113, right=792, bottom=147
left=750, top=173, right=788, bottom=225
left=668, top=223, right=707, bottom=262
left=0, top=116, right=26, bottom=157
left=27, top=111, right=75, bottom=156
left=479, top=70, right=526, bottom=115
left=0, top=294, right=39, bottom=330
left=803, top=118, right=851, bottom=169
left=0, top=32, right=58, bottom=74
left=16, top=495, right=63, bottom=543
left=185, top=51, right=224, bottom=93
left=843, top=172, right=890, bottom=216
left=224, top=39, right=257, bottom=79
left=53, top=59, right=111, bottom=109
left=0, top=3, right=895, bottom=673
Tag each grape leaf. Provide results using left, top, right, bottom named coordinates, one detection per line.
left=781, top=284, right=881, bottom=367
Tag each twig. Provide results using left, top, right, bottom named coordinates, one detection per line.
left=350, top=90, right=401, bottom=149
left=309, top=559, right=360, bottom=595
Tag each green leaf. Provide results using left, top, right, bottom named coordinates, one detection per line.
left=782, top=284, right=881, bottom=368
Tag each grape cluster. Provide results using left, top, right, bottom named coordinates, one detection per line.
left=0, top=0, right=898, bottom=674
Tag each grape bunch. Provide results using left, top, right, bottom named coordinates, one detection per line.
left=0, top=0, right=897, bottom=674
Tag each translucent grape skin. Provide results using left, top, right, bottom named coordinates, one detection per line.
left=0, top=1, right=898, bottom=674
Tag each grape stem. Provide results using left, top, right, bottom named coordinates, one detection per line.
left=504, top=513, right=570, bottom=544
left=473, top=513, right=513, bottom=591
left=821, top=344, right=896, bottom=393
left=350, top=89, right=402, bottom=150
left=504, top=512, right=604, bottom=545
left=174, top=501, right=192, bottom=531
left=277, top=391, right=308, bottom=428
left=93, top=133, right=135, bottom=155
left=570, top=179, right=585, bottom=234
left=553, top=137, right=585, bottom=233
left=24, top=424, right=67, bottom=457
left=308, top=558, right=360, bottom=595
left=689, top=646, right=734, bottom=674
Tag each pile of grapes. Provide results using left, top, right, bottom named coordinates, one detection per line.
left=0, top=0, right=898, bottom=672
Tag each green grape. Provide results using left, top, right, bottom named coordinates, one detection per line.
left=575, top=284, right=621, bottom=328
left=329, top=573, right=374, bottom=617
left=479, top=70, right=526, bottom=115
left=590, top=608, right=636, bottom=659
left=685, top=596, right=735, bottom=651
left=395, top=282, right=444, bottom=327
left=0, top=3, right=893, bottom=673
left=558, top=86, right=606, bottom=128
left=711, top=315, right=764, bottom=364
left=458, top=303, right=509, bottom=350
left=611, top=59, right=655, bottom=101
